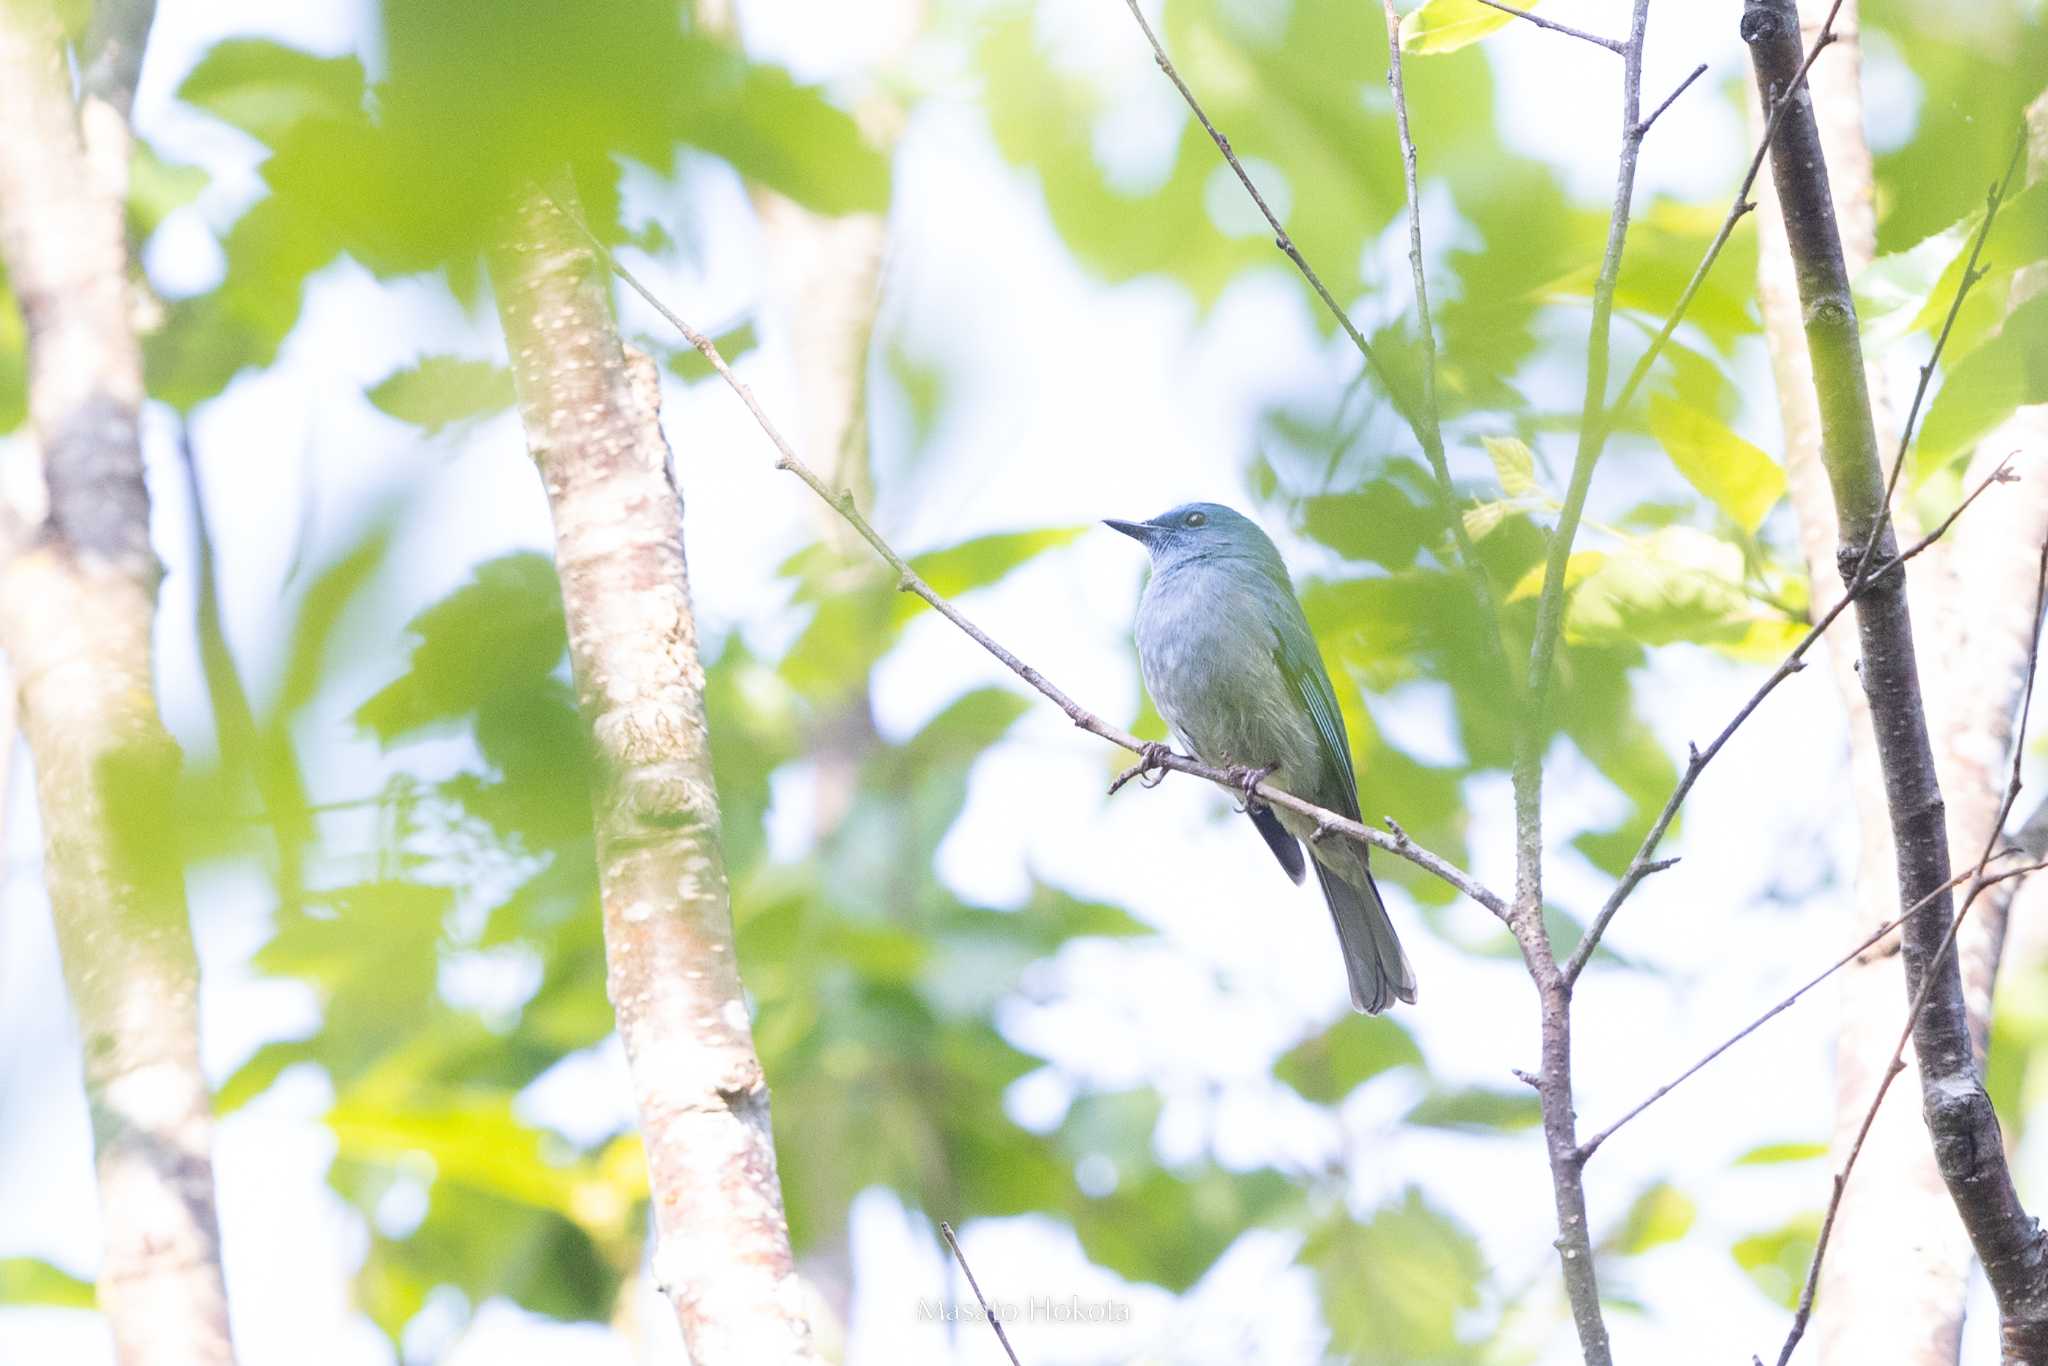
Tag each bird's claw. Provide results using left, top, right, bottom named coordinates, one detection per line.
left=1109, top=742, right=1176, bottom=796
left=1229, top=761, right=1280, bottom=814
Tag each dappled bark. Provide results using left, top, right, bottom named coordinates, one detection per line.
left=489, top=182, right=820, bottom=1365
left=0, top=4, right=235, bottom=1364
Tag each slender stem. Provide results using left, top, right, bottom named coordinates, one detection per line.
left=1845, top=130, right=2027, bottom=589
left=1377, top=0, right=1515, bottom=692
left=1580, top=853, right=2046, bottom=1160
left=1500, top=8, right=1653, bottom=1362
left=1471, top=0, right=1624, bottom=54
left=938, top=1223, right=1023, bottom=1366
left=1637, top=63, right=1708, bottom=139
left=1563, top=461, right=2018, bottom=985
left=1605, top=1, right=1848, bottom=430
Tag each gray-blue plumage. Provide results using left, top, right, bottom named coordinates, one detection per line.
left=1108, top=502, right=1416, bottom=1014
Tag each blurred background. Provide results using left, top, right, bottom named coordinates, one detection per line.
left=1, top=0, right=2045, bottom=1362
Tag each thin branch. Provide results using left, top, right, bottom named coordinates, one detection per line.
left=1563, top=461, right=2020, bottom=985
left=1377, top=0, right=1515, bottom=702
left=1500, top=5, right=1654, bottom=1362
left=938, top=1222, right=1022, bottom=1366
left=1578, top=852, right=2046, bottom=1161
left=1471, top=0, right=1624, bottom=54
left=1605, top=1, right=1848, bottom=429
left=559, top=204, right=1509, bottom=920
left=1637, top=63, right=1708, bottom=139
left=1845, top=129, right=2027, bottom=590
left=1127, top=0, right=1513, bottom=692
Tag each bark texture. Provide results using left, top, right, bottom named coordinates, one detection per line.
left=0, top=5, right=236, bottom=1365
left=489, top=184, right=818, bottom=1365
left=1746, top=2, right=2048, bottom=1359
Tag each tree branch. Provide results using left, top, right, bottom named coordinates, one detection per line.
left=1743, top=0, right=2048, bottom=1352
left=0, top=7, right=234, bottom=1365
left=937, top=1223, right=1021, bottom=1366
left=559, top=207, right=1509, bottom=921
left=488, top=183, right=820, bottom=1364
left=1124, top=0, right=1513, bottom=692
left=1775, top=533, right=2048, bottom=1365
left=1562, top=452, right=2021, bottom=987
left=1471, top=0, right=1624, bottom=54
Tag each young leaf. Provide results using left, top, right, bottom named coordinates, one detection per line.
left=1506, top=550, right=1606, bottom=603
left=1481, top=434, right=1539, bottom=496
left=1648, top=394, right=1785, bottom=533
left=1462, top=499, right=1511, bottom=540
left=1913, top=292, right=2048, bottom=482
left=1399, top=0, right=1540, bottom=54
left=367, top=356, right=516, bottom=435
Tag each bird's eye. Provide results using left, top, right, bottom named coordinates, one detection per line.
left=1185, top=511, right=1207, bottom=527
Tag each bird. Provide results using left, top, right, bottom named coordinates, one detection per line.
left=1106, top=501, right=1416, bottom=1014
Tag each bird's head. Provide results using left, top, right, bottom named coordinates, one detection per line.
left=1104, top=501, right=1280, bottom=569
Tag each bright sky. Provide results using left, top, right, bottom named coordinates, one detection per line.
left=0, top=1, right=2019, bottom=1364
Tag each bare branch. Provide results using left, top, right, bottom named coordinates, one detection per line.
left=556, top=203, right=1509, bottom=921
left=1637, top=63, right=1708, bottom=139
left=1563, top=461, right=2020, bottom=985
left=1502, top=5, right=1656, bottom=1362
left=1471, top=0, right=1625, bottom=54
left=1745, top=0, right=2048, bottom=1350
left=1376, top=0, right=1515, bottom=698
left=1845, top=129, right=2028, bottom=590
left=1605, top=1, right=1848, bottom=428
left=938, top=1223, right=1022, bottom=1366
left=1579, top=852, right=2047, bottom=1161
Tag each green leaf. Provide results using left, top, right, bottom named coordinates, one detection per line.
left=1275, top=1015, right=1424, bottom=1105
left=1506, top=550, right=1605, bottom=603
left=1399, top=0, right=1534, bottom=54
left=1855, top=208, right=1980, bottom=349
left=1606, top=1181, right=1696, bottom=1255
left=1733, top=1212, right=1819, bottom=1309
left=1733, top=1141, right=1827, bottom=1166
left=367, top=356, right=516, bottom=435
left=1403, top=1084, right=1541, bottom=1132
left=178, top=39, right=368, bottom=145
left=1648, top=394, right=1785, bottom=533
left=1462, top=499, right=1511, bottom=539
left=1564, top=527, right=1750, bottom=646
left=658, top=319, right=759, bottom=382
left=1914, top=292, right=2048, bottom=481
left=128, top=140, right=210, bottom=239
left=1481, top=434, right=1538, bottom=496
left=0, top=1257, right=95, bottom=1309
left=1304, top=1191, right=1487, bottom=1362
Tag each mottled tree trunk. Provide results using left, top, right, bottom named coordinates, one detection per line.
left=488, top=183, right=819, bottom=1365
left=0, top=5, right=236, bottom=1365
left=1748, top=2, right=2048, bottom=1359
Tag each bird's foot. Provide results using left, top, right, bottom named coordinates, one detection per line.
left=1109, top=742, right=1176, bottom=796
left=1228, top=761, right=1280, bottom=814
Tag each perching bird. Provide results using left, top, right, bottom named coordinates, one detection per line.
left=1107, top=502, right=1416, bottom=1014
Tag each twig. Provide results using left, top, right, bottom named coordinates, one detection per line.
left=1562, top=461, right=2019, bottom=985
left=1128, top=0, right=1513, bottom=693
left=1604, top=0, right=1848, bottom=429
left=938, top=1222, right=1022, bottom=1366
left=1471, top=0, right=1624, bottom=54
left=1577, top=852, right=2045, bottom=1161
left=1637, top=63, right=1708, bottom=139
left=1501, top=7, right=1654, bottom=1363
left=1845, top=128, right=2027, bottom=591
left=552, top=197, right=1510, bottom=920
left=1775, top=531, right=2048, bottom=1366
left=1376, top=0, right=1514, bottom=700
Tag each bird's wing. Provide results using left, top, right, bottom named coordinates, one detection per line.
left=1272, top=617, right=1362, bottom=821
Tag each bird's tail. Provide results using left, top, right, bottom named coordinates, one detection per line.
left=1312, top=853, right=1417, bottom=1014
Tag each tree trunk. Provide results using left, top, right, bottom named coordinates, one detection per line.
left=488, top=182, right=820, bottom=1365
left=0, top=5, right=236, bottom=1365
left=1746, top=2, right=2048, bottom=1358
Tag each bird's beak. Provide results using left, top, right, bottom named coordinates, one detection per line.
left=1104, top=518, right=1163, bottom=545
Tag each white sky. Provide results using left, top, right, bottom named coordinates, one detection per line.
left=0, top=1, right=2030, bottom=1364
